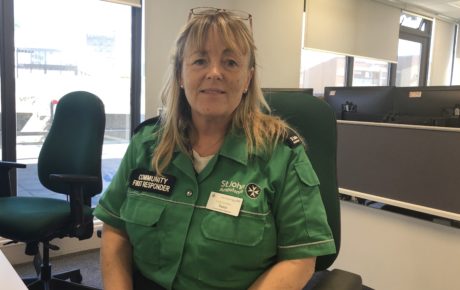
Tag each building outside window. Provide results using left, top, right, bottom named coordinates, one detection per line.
left=10, top=0, right=133, bottom=205
left=352, top=57, right=389, bottom=86
left=300, top=49, right=346, bottom=95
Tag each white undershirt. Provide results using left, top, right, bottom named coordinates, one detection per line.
left=192, top=150, right=215, bottom=173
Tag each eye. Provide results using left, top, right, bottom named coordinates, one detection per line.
left=192, top=58, right=206, bottom=66
left=225, top=59, right=239, bottom=68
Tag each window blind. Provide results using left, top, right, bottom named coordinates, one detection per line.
left=453, top=25, right=460, bottom=85
left=304, top=0, right=400, bottom=62
left=100, top=0, right=141, bottom=7
left=429, top=19, right=456, bottom=85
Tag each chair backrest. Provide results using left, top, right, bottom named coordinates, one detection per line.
left=265, top=91, right=341, bottom=271
left=38, top=91, right=105, bottom=198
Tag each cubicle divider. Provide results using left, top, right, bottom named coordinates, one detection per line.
left=262, top=87, right=313, bottom=96
left=392, top=86, right=460, bottom=127
left=324, top=86, right=460, bottom=128
left=260, top=87, right=460, bottom=224
left=322, top=85, right=460, bottom=224
left=337, top=121, right=460, bottom=223
left=324, top=86, right=395, bottom=122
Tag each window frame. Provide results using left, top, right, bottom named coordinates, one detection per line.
left=397, top=16, right=432, bottom=86
left=0, top=0, right=142, bottom=195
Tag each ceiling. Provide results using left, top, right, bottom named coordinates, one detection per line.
left=379, top=0, right=460, bottom=22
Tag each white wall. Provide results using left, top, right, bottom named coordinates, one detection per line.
left=144, top=0, right=303, bottom=118
left=333, top=202, right=460, bottom=290
left=235, top=0, right=304, bottom=89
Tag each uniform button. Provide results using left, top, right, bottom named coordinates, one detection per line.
left=186, top=190, right=193, bottom=197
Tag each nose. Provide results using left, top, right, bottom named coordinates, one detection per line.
left=206, top=62, right=223, bottom=80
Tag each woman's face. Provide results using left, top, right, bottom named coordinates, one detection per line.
left=180, top=27, right=253, bottom=125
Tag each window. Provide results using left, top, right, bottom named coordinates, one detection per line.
left=353, top=57, right=390, bottom=86
left=396, top=39, right=423, bottom=86
left=396, top=12, right=432, bottom=86
left=300, top=49, right=346, bottom=95
left=1, top=0, right=142, bottom=206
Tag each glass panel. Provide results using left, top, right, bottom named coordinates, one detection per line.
left=300, top=49, right=346, bottom=95
left=400, top=13, right=424, bottom=30
left=352, top=57, right=389, bottom=86
left=14, top=0, right=131, bottom=205
left=396, top=39, right=422, bottom=86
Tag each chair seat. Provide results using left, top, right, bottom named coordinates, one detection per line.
left=0, top=197, right=92, bottom=241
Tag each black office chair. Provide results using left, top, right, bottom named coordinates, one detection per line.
left=265, top=90, right=366, bottom=290
left=0, top=91, right=105, bottom=290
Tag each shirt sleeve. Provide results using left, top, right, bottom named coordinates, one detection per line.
left=93, top=133, right=142, bottom=231
left=273, top=146, right=336, bottom=261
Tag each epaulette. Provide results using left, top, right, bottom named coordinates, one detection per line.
left=284, top=131, right=303, bottom=148
left=133, top=116, right=160, bottom=135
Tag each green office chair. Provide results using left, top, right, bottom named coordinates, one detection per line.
left=264, top=90, right=365, bottom=290
left=0, top=91, right=105, bottom=290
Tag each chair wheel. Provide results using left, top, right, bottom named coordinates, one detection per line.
left=69, top=272, right=83, bottom=283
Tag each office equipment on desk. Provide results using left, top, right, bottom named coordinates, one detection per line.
left=1, top=249, right=28, bottom=290
left=323, top=85, right=460, bottom=128
left=323, top=86, right=395, bottom=123
left=391, top=86, right=460, bottom=128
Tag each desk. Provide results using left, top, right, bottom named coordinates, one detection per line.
left=0, top=249, right=28, bottom=290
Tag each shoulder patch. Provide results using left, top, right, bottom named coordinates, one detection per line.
left=285, top=133, right=302, bottom=148
left=133, top=116, right=160, bottom=135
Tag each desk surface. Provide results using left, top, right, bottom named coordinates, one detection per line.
left=0, top=249, right=28, bottom=290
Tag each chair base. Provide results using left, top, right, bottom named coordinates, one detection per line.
left=23, top=268, right=83, bottom=285
left=27, top=277, right=100, bottom=290
left=21, top=241, right=101, bottom=290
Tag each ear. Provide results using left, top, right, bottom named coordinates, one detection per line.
left=245, top=67, right=254, bottom=90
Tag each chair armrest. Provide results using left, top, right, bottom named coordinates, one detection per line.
left=0, top=161, right=27, bottom=169
left=0, top=161, right=27, bottom=196
left=311, top=269, right=363, bottom=290
left=49, top=174, right=99, bottom=239
left=49, top=174, right=99, bottom=184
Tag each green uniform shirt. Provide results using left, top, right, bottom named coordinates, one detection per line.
left=93, top=123, right=336, bottom=290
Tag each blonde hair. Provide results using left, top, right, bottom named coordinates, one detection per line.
left=152, top=10, right=291, bottom=174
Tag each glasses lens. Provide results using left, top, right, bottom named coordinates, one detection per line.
left=191, top=7, right=218, bottom=16
left=189, top=7, right=252, bottom=32
left=227, top=10, right=251, bottom=20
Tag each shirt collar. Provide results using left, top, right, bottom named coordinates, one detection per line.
left=219, top=130, right=249, bottom=165
left=169, top=128, right=264, bottom=166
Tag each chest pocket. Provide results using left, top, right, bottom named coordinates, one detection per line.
left=120, top=196, right=165, bottom=266
left=201, top=211, right=265, bottom=247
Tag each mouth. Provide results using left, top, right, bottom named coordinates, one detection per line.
left=200, top=88, right=226, bottom=94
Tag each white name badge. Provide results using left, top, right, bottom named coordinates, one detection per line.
left=206, top=192, right=243, bottom=217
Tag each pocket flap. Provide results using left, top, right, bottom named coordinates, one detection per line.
left=201, top=212, right=265, bottom=246
left=294, top=162, right=320, bottom=186
left=120, top=197, right=165, bottom=226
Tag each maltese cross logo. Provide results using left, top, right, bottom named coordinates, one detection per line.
left=246, top=183, right=261, bottom=199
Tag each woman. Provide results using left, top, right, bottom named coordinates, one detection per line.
left=94, top=8, right=335, bottom=290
